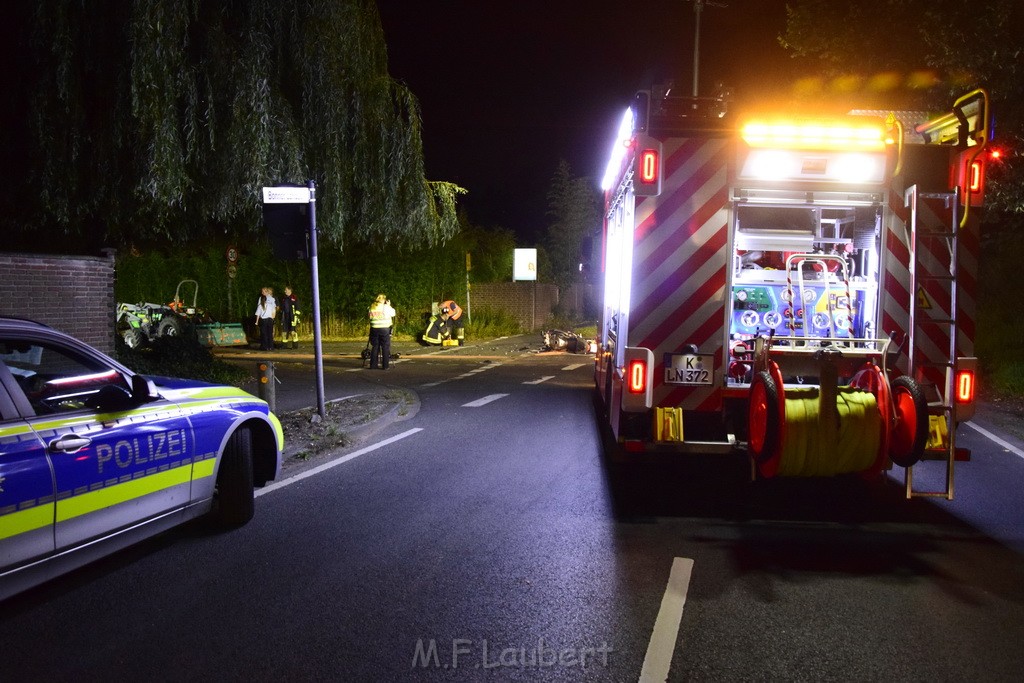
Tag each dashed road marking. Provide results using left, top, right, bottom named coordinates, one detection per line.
left=561, top=363, right=589, bottom=371
left=462, top=394, right=508, bottom=408
left=523, top=376, right=554, bottom=385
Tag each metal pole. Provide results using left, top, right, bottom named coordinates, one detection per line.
left=692, top=0, right=703, bottom=97
left=465, top=252, right=472, bottom=323
left=307, top=179, right=326, bottom=418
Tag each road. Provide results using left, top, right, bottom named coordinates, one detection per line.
left=3, top=336, right=1024, bottom=681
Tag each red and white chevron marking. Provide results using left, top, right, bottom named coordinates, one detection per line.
left=628, top=137, right=731, bottom=411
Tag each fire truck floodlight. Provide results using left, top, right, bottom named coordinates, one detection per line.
left=742, top=119, right=887, bottom=152
left=602, top=108, right=636, bottom=190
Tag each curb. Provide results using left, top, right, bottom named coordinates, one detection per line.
left=343, top=390, right=421, bottom=443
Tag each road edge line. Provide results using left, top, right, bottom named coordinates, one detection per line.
left=256, top=428, right=423, bottom=498
left=965, top=421, right=1024, bottom=459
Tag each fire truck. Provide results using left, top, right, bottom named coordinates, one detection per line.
left=595, top=87, right=992, bottom=499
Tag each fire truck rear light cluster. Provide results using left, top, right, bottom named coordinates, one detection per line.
left=953, top=357, right=978, bottom=421
left=622, top=347, right=654, bottom=411
left=741, top=120, right=887, bottom=151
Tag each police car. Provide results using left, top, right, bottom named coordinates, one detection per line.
left=0, top=317, right=282, bottom=600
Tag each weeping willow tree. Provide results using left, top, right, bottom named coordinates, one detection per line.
left=27, top=0, right=462, bottom=249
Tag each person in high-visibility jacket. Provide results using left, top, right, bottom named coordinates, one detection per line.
left=422, top=309, right=451, bottom=345
left=440, top=300, right=465, bottom=345
left=367, top=294, right=396, bottom=369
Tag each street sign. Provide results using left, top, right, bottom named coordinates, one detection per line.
left=262, top=186, right=312, bottom=204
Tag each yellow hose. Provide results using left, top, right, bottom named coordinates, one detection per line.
left=777, top=387, right=880, bottom=477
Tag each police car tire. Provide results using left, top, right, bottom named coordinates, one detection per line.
left=213, top=427, right=255, bottom=528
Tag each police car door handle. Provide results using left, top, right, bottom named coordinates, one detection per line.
left=49, top=434, right=92, bottom=454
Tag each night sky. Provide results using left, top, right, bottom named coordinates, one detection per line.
left=376, top=0, right=794, bottom=241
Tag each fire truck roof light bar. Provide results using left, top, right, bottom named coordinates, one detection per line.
left=741, top=120, right=887, bottom=152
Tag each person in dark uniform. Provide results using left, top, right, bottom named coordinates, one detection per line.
left=280, top=286, right=300, bottom=349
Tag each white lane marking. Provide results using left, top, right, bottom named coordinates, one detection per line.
left=523, top=376, right=554, bottom=385
left=639, top=557, right=694, bottom=683
left=421, top=363, right=502, bottom=388
left=966, top=421, right=1024, bottom=459
left=256, top=428, right=423, bottom=497
left=562, top=363, right=589, bottom=371
left=462, top=394, right=508, bottom=408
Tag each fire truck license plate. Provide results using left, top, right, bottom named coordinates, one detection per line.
left=664, top=353, right=714, bottom=385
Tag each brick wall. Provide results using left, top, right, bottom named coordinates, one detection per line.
left=468, top=282, right=559, bottom=331
left=0, top=251, right=117, bottom=354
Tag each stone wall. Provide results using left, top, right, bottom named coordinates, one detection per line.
left=0, top=251, right=117, bottom=354
left=467, top=282, right=559, bottom=331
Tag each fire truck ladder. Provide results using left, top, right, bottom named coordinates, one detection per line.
left=903, top=185, right=961, bottom=500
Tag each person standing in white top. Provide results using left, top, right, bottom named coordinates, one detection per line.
left=255, top=286, right=277, bottom=351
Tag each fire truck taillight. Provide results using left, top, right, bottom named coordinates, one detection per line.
left=622, top=347, right=654, bottom=411
left=639, top=149, right=658, bottom=183
left=953, top=357, right=977, bottom=420
left=633, top=136, right=662, bottom=196
left=628, top=359, right=646, bottom=394
left=957, top=149, right=987, bottom=206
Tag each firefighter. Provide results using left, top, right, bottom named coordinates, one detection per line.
left=440, top=300, right=465, bottom=345
left=367, top=293, right=396, bottom=369
left=421, top=308, right=451, bottom=345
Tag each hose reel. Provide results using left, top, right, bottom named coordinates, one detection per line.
left=747, top=355, right=928, bottom=478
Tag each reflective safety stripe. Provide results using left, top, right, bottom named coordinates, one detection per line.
left=0, top=505, right=53, bottom=541
left=192, top=457, right=217, bottom=480
left=55, top=466, right=192, bottom=523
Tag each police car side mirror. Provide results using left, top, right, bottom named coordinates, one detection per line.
left=88, top=376, right=156, bottom=413
left=88, top=384, right=136, bottom=413
left=130, top=374, right=157, bottom=403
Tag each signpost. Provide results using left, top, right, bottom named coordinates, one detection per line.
left=262, top=181, right=326, bottom=418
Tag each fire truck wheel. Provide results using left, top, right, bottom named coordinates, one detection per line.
left=748, top=370, right=780, bottom=464
left=157, top=316, right=182, bottom=338
left=888, top=375, right=928, bottom=467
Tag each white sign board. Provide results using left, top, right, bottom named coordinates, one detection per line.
left=262, top=186, right=311, bottom=204
left=513, top=248, right=537, bottom=281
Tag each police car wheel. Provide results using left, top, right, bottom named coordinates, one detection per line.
left=212, top=426, right=255, bottom=528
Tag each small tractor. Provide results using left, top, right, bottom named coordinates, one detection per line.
left=117, top=280, right=246, bottom=348
left=116, top=280, right=207, bottom=348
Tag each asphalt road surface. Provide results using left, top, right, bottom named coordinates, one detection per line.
left=3, top=335, right=1024, bottom=681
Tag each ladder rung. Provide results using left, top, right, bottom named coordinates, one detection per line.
left=917, top=231, right=957, bottom=238
left=918, top=273, right=955, bottom=282
left=915, top=317, right=955, bottom=325
left=917, top=359, right=955, bottom=368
